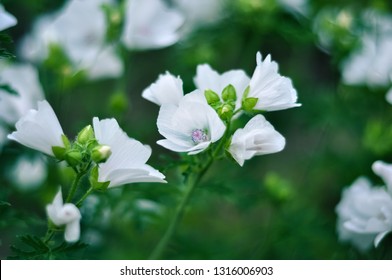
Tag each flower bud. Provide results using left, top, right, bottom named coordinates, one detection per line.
left=242, top=97, right=258, bottom=112
left=222, top=84, right=237, bottom=102
left=77, top=125, right=94, bottom=144
left=65, top=150, right=83, bottom=167
left=91, top=145, right=112, bottom=163
left=204, top=89, right=220, bottom=105
left=218, top=104, right=234, bottom=121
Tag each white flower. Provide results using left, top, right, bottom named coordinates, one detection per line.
left=277, top=0, right=309, bottom=16
left=157, top=93, right=226, bottom=154
left=336, top=177, right=392, bottom=251
left=121, top=0, right=184, bottom=50
left=142, top=72, right=184, bottom=106
left=10, top=156, right=47, bottom=190
left=248, top=52, right=300, bottom=111
left=8, top=100, right=65, bottom=156
left=172, top=0, right=225, bottom=35
left=92, top=117, right=166, bottom=187
left=194, top=64, right=250, bottom=111
left=372, top=160, right=392, bottom=194
left=0, top=63, right=45, bottom=125
left=19, top=0, right=123, bottom=80
left=386, top=87, right=392, bottom=104
left=228, top=115, right=285, bottom=166
left=46, top=188, right=81, bottom=242
left=0, top=4, right=17, bottom=31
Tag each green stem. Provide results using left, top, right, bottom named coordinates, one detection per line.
left=66, top=170, right=87, bottom=203
left=43, top=228, right=55, bottom=243
left=149, top=160, right=212, bottom=260
left=76, top=187, right=94, bottom=207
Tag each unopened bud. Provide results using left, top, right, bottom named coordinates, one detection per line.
left=65, top=150, right=83, bottom=167
left=204, top=89, right=221, bottom=105
left=77, top=125, right=94, bottom=144
left=91, top=145, right=112, bottom=163
left=222, top=84, right=237, bottom=102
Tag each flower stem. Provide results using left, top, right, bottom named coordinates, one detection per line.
left=76, top=187, right=94, bottom=207
left=149, top=160, right=212, bottom=260
left=66, top=170, right=87, bottom=203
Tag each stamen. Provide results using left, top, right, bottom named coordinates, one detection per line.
left=191, top=129, right=209, bottom=144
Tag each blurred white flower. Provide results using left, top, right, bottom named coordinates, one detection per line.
left=8, top=100, right=65, bottom=156
left=277, top=0, right=309, bottom=16
left=228, top=115, right=285, bottom=166
left=336, top=177, right=392, bottom=251
left=0, top=63, right=44, bottom=125
left=248, top=52, right=300, bottom=111
left=386, top=87, right=392, bottom=104
left=142, top=72, right=184, bottom=106
left=0, top=4, right=17, bottom=31
left=172, top=0, right=225, bottom=35
left=92, top=117, right=166, bottom=187
left=157, top=93, right=226, bottom=154
left=19, top=0, right=123, bottom=80
left=10, top=156, right=47, bottom=190
left=372, top=160, right=392, bottom=194
left=47, top=188, right=81, bottom=242
left=342, top=35, right=392, bottom=87
left=121, top=0, right=184, bottom=50
left=194, top=64, right=250, bottom=111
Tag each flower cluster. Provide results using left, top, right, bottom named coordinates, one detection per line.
left=143, top=52, right=300, bottom=166
left=18, top=0, right=187, bottom=79
left=336, top=161, right=392, bottom=251
left=8, top=100, right=165, bottom=242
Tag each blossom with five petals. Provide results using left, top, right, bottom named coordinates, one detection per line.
left=336, top=177, right=392, bottom=251
left=157, top=92, right=226, bottom=154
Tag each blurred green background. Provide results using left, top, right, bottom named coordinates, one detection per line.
left=1, top=0, right=392, bottom=259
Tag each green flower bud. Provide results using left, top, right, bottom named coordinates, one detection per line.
left=218, top=104, right=234, bottom=120
left=52, top=146, right=67, bottom=161
left=242, top=97, right=258, bottom=112
left=65, top=150, right=83, bottom=167
left=52, top=134, right=71, bottom=160
left=242, top=85, right=250, bottom=99
left=77, top=125, right=94, bottom=144
left=204, top=89, right=221, bottom=105
left=91, top=145, right=112, bottom=163
left=221, top=84, right=237, bottom=102
left=89, top=166, right=110, bottom=191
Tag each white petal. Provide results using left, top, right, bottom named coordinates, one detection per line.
left=121, top=0, right=184, bottom=50
left=0, top=4, right=17, bottom=31
left=372, top=160, right=392, bottom=193
left=374, top=230, right=391, bottom=247
left=8, top=100, right=64, bottom=156
left=142, top=72, right=184, bottom=106
left=46, top=188, right=64, bottom=226
left=64, top=219, right=81, bottom=242
left=228, top=115, right=285, bottom=166
left=93, top=117, right=165, bottom=186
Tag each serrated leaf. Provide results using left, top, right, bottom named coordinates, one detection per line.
left=17, top=235, right=49, bottom=252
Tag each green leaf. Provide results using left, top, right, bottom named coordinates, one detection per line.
left=89, top=165, right=110, bottom=191
left=53, top=241, right=88, bottom=253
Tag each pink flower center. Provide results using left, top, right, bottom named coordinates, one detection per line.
left=191, top=129, right=209, bottom=144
